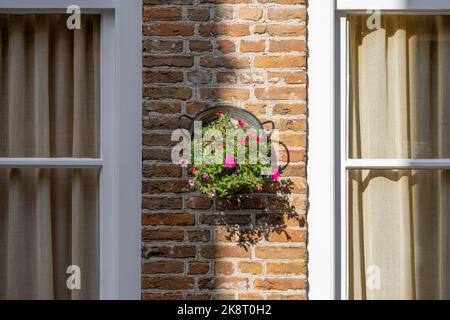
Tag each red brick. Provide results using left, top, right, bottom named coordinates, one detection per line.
left=142, top=229, right=185, bottom=242
left=142, top=260, right=184, bottom=274
left=143, top=7, right=182, bottom=21
left=143, top=23, right=195, bottom=36
left=253, top=278, right=307, bottom=290
left=201, top=245, right=250, bottom=258
left=142, top=213, right=195, bottom=226
left=142, top=276, right=194, bottom=290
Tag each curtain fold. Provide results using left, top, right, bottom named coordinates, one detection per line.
left=0, top=14, right=100, bottom=300
left=349, top=15, right=450, bottom=300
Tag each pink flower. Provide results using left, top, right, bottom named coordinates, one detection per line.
left=246, top=131, right=254, bottom=138
left=237, top=118, right=245, bottom=127
left=255, top=136, right=261, bottom=143
left=219, top=144, right=224, bottom=149
left=179, top=159, right=189, bottom=168
left=238, top=138, right=248, bottom=145
left=202, top=173, right=210, bottom=181
left=272, top=168, right=280, bottom=181
left=216, top=110, right=225, bottom=116
left=192, top=167, right=199, bottom=174
left=224, top=154, right=236, bottom=169
left=188, top=179, right=196, bottom=187
left=256, top=185, right=263, bottom=192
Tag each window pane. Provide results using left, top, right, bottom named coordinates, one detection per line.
left=349, top=15, right=450, bottom=159
left=0, top=168, right=99, bottom=299
left=0, top=14, right=100, bottom=158
left=348, top=169, right=450, bottom=300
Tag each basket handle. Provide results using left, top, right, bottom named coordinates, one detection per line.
left=261, top=120, right=275, bottom=138
left=177, top=114, right=194, bottom=129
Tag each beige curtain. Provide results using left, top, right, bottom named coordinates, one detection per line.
left=349, top=15, right=450, bottom=299
left=0, top=15, right=100, bottom=299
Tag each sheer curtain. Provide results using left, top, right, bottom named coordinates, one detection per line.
left=0, top=14, right=100, bottom=299
left=349, top=15, right=450, bottom=300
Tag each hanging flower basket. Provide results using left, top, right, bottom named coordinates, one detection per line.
left=177, top=106, right=279, bottom=198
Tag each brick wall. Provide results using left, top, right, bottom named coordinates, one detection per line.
left=142, top=0, right=308, bottom=300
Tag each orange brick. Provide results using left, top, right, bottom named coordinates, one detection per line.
left=143, top=23, right=195, bottom=36
left=198, top=277, right=249, bottom=290
left=238, top=8, right=263, bottom=21
left=200, top=87, right=250, bottom=101
left=200, top=23, right=250, bottom=37
left=254, top=24, right=306, bottom=37
left=268, top=8, right=307, bottom=21
left=201, top=245, right=250, bottom=258
left=253, top=278, right=307, bottom=290
left=269, top=40, right=306, bottom=52
left=216, top=39, right=236, bottom=53
left=267, top=262, right=307, bottom=275
left=238, top=262, right=263, bottom=275
left=254, top=55, right=306, bottom=68
left=273, top=103, right=307, bottom=115
left=240, top=40, right=265, bottom=52
left=278, top=133, right=307, bottom=148
left=268, top=71, right=307, bottom=84
left=255, top=246, right=307, bottom=259
left=255, top=87, right=306, bottom=101
left=214, top=261, right=234, bottom=275
left=267, top=230, right=307, bottom=242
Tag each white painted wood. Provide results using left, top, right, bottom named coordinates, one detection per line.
left=338, top=0, right=450, bottom=10
left=307, top=0, right=337, bottom=300
left=0, top=158, right=103, bottom=168
left=346, top=159, right=450, bottom=169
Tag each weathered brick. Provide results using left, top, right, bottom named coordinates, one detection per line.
left=201, top=0, right=251, bottom=3
left=238, top=262, right=262, bottom=275
left=143, top=180, right=190, bottom=194
left=216, top=40, right=236, bottom=53
left=257, top=0, right=306, bottom=4
left=200, top=87, right=249, bottom=101
left=142, top=260, right=184, bottom=274
left=142, top=246, right=196, bottom=259
left=144, top=87, right=192, bottom=100
left=272, top=103, right=307, bottom=116
left=198, top=277, right=249, bottom=290
left=199, top=56, right=249, bottom=69
left=143, top=133, right=177, bottom=147
left=269, top=40, right=306, bottom=52
left=143, top=7, right=182, bottom=21
left=144, top=101, right=182, bottom=114
left=255, top=246, right=307, bottom=259
left=143, top=56, right=193, bottom=67
left=187, top=230, right=211, bottom=242
left=267, top=230, right=307, bottom=242
left=188, top=261, right=210, bottom=275
left=187, top=8, right=210, bottom=21
left=142, top=213, right=195, bottom=226
left=143, top=23, right=195, bottom=36
left=186, top=294, right=212, bottom=300
left=201, top=245, right=250, bottom=258
left=142, top=276, right=194, bottom=290
left=142, top=229, right=185, bottom=242
left=253, top=278, right=307, bottom=290
left=142, top=196, right=183, bottom=210
left=199, top=23, right=250, bottom=37
left=240, top=40, right=265, bottom=52
left=186, top=196, right=213, bottom=209
left=143, top=71, right=184, bottom=84
left=254, top=56, right=306, bottom=68
left=255, top=87, right=306, bottom=101
left=216, top=72, right=238, bottom=84
left=142, top=292, right=183, bottom=300
left=268, top=8, right=307, bottom=21
left=254, top=24, right=306, bottom=37
left=143, top=40, right=183, bottom=53
left=189, top=40, right=212, bottom=52
left=237, top=8, right=263, bottom=21
left=143, top=164, right=182, bottom=178
left=214, top=261, right=234, bottom=275
left=266, top=262, right=307, bottom=275
left=268, top=71, right=307, bottom=85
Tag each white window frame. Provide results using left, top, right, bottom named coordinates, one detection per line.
left=308, top=0, right=450, bottom=300
left=0, top=0, right=142, bottom=299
